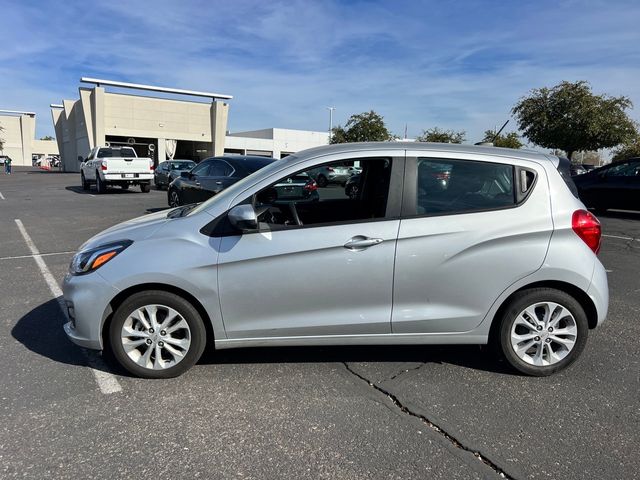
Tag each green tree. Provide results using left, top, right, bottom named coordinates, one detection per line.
left=611, top=136, right=640, bottom=162
left=512, top=80, right=637, bottom=160
left=40, top=135, right=54, bottom=141
left=330, top=110, right=392, bottom=144
left=481, top=130, right=523, bottom=149
left=416, top=127, right=465, bottom=143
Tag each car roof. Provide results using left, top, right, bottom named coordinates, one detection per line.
left=288, top=142, right=558, bottom=166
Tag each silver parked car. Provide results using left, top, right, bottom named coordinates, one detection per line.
left=63, top=143, right=608, bottom=378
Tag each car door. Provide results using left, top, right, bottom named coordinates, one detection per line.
left=156, top=162, right=169, bottom=184
left=590, top=160, right=640, bottom=209
left=180, top=161, right=211, bottom=204
left=83, top=149, right=96, bottom=180
left=392, top=153, right=553, bottom=334
left=196, top=160, right=237, bottom=202
left=216, top=154, right=404, bottom=339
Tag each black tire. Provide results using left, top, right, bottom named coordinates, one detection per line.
left=168, top=188, right=182, bottom=207
left=81, top=172, right=89, bottom=191
left=155, top=180, right=163, bottom=190
left=96, top=172, right=107, bottom=194
left=140, top=183, right=151, bottom=193
left=108, top=290, right=207, bottom=379
left=497, top=288, right=588, bottom=376
left=316, top=174, right=328, bottom=187
left=121, top=184, right=129, bottom=190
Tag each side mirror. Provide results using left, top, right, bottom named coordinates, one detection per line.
left=228, top=204, right=258, bottom=232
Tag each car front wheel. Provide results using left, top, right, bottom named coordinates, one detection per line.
left=81, top=172, right=89, bottom=191
left=497, top=288, right=588, bottom=376
left=108, top=291, right=206, bottom=379
left=168, top=189, right=182, bottom=207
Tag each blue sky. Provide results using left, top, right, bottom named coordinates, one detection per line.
left=2, top=0, right=640, bottom=145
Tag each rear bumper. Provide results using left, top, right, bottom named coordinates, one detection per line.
left=587, top=258, right=609, bottom=327
left=103, top=173, right=153, bottom=182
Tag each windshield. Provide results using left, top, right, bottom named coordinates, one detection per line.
left=187, top=156, right=292, bottom=216
left=171, top=161, right=195, bottom=171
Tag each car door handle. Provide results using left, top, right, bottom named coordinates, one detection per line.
left=216, top=181, right=223, bottom=185
left=344, top=236, right=383, bottom=251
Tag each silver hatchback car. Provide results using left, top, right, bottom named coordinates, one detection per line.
left=63, top=143, right=608, bottom=378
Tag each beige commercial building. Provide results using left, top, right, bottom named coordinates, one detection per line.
left=0, top=110, right=59, bottom=165
left=51, top=78, right=329, bottom=173
left=51, top=78, right=231, bottom=172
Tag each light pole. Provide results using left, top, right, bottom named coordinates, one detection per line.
left=326, top=106, right=335, bottom=143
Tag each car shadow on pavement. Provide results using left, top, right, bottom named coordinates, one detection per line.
left=65, top=186, right=138, bottom=195
left=201, top=344, right=516, bottom=376
left=11, top=299, right=102, bottom=369
left=12, top=299, right=514, bottom=376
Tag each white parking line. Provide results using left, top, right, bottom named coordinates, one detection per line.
left=14, top=219, right=122, bottom=394
left=0, top=251, right=75, bottom=261
left=0, top=191, right=5, bottom=200
left=602, top=234, right=635, bottom=241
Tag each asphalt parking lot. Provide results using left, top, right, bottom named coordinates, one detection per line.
left=0, top=167, right=638, bottom=479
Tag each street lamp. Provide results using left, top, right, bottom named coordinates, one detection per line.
left=326, top=106, right=335, bottom=143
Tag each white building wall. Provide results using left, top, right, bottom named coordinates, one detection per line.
left=226, top=128, right=329, bottom=158
left=0, top=113, right=58, bottom=166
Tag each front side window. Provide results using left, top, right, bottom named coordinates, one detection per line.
left=415, top=158, right=515, bottom=215
left=251, top=158, right=393, bottom=229
left=209, top=160, right=234, bottom=177
left=191, top=161, right=210, bottom=176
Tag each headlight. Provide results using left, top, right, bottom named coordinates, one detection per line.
left=69, top=240, right=133, bottom=275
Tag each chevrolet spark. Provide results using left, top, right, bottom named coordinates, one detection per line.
left=63, top=143, right=608, bottom=378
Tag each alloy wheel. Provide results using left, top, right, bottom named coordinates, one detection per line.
left=510, top=301, right=577, bottom=366
left=120, top=304, right=192, bottom=370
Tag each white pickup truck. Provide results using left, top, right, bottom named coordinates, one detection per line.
left=80, top=146, right=154, bottom=193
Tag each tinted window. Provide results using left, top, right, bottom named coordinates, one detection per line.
left=191, top=161, right=210, bottom=176
left=416, top=158, right=515, bottom=215
left=243, top=157, right=275, bottom=173
left=170, top=161, right=195, bottom=171
left=605, top=161, right=640, bottom=177
left=209, top=160, right=234, bottom=177
left=97, top=147, right=136, bottom=158
left=252, top=158, right=392, bottom=229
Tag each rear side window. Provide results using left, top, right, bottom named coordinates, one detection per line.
left=415, top=158, right=515, bottom=215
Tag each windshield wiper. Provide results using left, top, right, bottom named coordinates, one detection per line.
left=166, top=203, right=199, bottom=218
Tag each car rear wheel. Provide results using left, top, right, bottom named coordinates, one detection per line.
left=497, top=288, right=588, bottom=376
left=140, top=183, right=151, bottom=193
left=168, top=189, right=182, bottom=207
left=96, top=173, right=107, bottom=194
left=108, top=291, right=206, bottom=379
left=81, top=172, right=89, bottom=191
left=316, top=174, right=328, bottom=187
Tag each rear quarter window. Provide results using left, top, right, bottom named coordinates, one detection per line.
left=556, top=157, right=579, bottom=199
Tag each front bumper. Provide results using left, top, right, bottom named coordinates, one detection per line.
left=62, top=271, right=120, bottom=350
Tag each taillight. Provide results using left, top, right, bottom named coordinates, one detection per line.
left=101, top=161, right=108, bottom=171
left=572, top=210, right=601, bottom=254
left=304, top=180, right=318, bottom=192
left=149, top=160, right=155, bottom=171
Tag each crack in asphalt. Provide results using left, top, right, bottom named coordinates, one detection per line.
left=389, top=362, right=428, bottom=380
left=343, top=362, right=512, bottom=479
